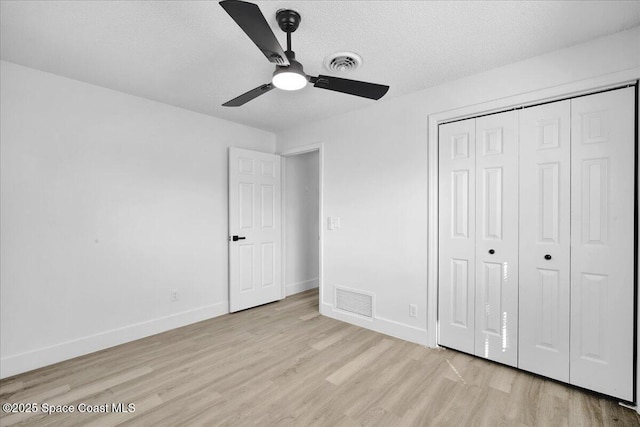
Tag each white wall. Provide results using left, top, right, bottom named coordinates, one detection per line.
left=276, top=27, right=640, bottom=346
left=0, top=60, right=275, bottom=378
left=284, top=151, right=319, bottom=296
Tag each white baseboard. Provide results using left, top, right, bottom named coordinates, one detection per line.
left=320, top=302, right=429, bottom=346
left=285, top=278, right=319, bottom=296
left=0, top=302, right=229, bottom=379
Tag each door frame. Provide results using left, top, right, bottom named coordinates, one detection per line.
left=279, top=142, right=324, bottom=310
left=427, top=68, right=640, bottom=409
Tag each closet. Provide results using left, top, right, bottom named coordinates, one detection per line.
left=437, top=86, right=636, bottom=401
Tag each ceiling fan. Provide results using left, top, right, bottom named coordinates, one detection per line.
left=219, top=0, right=390, bottom=107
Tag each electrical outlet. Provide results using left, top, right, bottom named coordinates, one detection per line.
left=409, top=304, right=417, bottom=318
left=171, top=290, right=178, bottom=302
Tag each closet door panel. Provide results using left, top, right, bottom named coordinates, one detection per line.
left=474, top=110, right=519, bottom=367
left=438, top=119, right=476, bottom=354
left=518, top=100, right=571, bottom=382
left=570, top=87, right=635, bottom=401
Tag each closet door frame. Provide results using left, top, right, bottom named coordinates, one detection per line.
left=428, top=71, right=639, bottom=406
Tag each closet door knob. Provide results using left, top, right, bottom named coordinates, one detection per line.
left=488, top=249, right=495, bottom=255
left=544, top=254, right=552, bottom=260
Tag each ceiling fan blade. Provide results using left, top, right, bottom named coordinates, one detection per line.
left=311, top=75, right=389, bottom=100
left=222, top=83, right=274, bottom=107
left=219, top=0, right=290, bottom=66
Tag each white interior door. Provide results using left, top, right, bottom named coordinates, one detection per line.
left=474, top=110, right=519, bottom=367
left=569, top=87, right=635, bottom=401
left=518, top=100, right=571, bottom=381
left=229, top=147, right=282, bottom=312
left=438, top=118, right=476, bottom=354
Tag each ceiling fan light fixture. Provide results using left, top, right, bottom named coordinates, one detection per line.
left=272, top=69, right=307, bottom=91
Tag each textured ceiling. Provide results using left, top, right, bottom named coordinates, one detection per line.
left=2, top=1, right=640, bottom=132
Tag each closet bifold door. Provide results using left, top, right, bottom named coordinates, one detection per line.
left=518, top=100, right=571, bottom=382
left=570, top=87, right=635, bottom=401
left=438, top=118, right=476, bottom=354
left=474, top=111, right=519, bottom=367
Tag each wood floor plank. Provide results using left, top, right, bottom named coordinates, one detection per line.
left=489, top=364, right=517, bottom=394
left=1, top=288, right=638, bottom=426
left=0, top=382, right=24, bottom=397
left=83, top=393, right=163, bottom=427
left=325, top=338, right=394, bottom=385
left=311, top=325, right=353, bottom=350
left=299, top=311, right=320, bottom=321
left=403, top=376, right=464, bottom=425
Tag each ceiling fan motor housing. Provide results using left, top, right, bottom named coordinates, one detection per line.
left=273, top=58, right=306, bottom=78
left=276, top=51, right=304, bottom=72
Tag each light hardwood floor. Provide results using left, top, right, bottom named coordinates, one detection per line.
left=1, top=289, right=638, bottom=426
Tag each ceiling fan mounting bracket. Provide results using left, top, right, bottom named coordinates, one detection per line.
left=276, top=9, right=301, bottom=33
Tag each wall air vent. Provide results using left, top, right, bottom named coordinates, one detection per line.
left=335, top=286, right=374, bottom=318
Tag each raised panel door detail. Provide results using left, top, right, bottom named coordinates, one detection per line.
left=438, top=118, right=476, bottom=354
left=581, top=111, right=609, bottom=145
left=538, top=163, right=560, bottom=243
left=518, top=100, right=570, bottom=383
left=239, top=245, right=254, bottom=291
left=480, top=262, right=503, bottom=337
left=261, top=161, right=274, bottom=177
left=229, top=147, right=282, bottom=313
left=239, top=157, right=254, bottom=175
left=582, top=158, right=608, bottom=245
left=483, top=128, right=503, bottom=156
left=452, top=134, right=469, bottom=159
left=579, top=273, right=607, bottom=364
left=536, top=269, right=560, bottom=351
left=451, top=170, right=469, bottom=238
left=474, top=110, right=518, bottom=368
left=483, top=167, right=502, bottom=240
left=570, top=87, right=634, bottom=401
left=261, top=184, right=274, bottom=228
left=538, top=119, right=560, bottom=149
left=261, top=243, right=274, bottom=288
left=451, top=258, right=469, bottom=327
left=239, top=183, right=254, bottom=229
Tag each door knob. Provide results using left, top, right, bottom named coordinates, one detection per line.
left=231, top=235, right=246, bottom=241
left=544, top=254, right=552, bottom=260
left=488, top=249, right=495, bottom=254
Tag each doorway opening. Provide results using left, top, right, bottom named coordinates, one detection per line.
left=281, top=144, right=323, bottom=313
